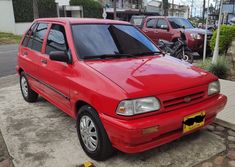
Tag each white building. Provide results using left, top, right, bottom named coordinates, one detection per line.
left=0, top=0, right=83, bottom=35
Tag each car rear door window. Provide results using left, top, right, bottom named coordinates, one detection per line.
left=31, top=23, right=48, bottom=52
left=45, top=24, right=68, bottom=55
left=156, top=19, right=168, bottom=28
left=146, top=19, right=157, bottom=28
left=22, top=23, right=37, bottom=47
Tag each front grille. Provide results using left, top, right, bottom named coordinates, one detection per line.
left=162, top=91, right=205, bottom=111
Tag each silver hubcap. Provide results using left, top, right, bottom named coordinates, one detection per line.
left=21, top=76, right=28, bottom=97
left=80, top=115, right=98, bottom=152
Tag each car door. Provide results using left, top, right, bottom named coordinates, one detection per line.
left=19, top=22, right=45, bottom=90
left=38, top=23, right=72, bottom=110
left=155, top=18, right=172, bottom=42
left=142, top=18, right=158, bottom=44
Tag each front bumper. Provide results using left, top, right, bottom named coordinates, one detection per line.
left=100, top=94, right=227, bottom=153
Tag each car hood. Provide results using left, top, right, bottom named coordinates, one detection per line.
left=185, top=28, right=213, bottom=35
left=85, top=55, right=216, bottom=97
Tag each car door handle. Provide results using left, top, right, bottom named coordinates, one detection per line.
left=41, top=59, right=47, bottom=64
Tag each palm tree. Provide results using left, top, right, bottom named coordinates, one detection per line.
left=162, top=0, right=168, bottom=16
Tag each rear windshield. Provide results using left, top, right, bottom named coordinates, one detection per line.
left=130, top=17, right=144, bottom=26
left=169, top=18, right=194, bottom=29
left=72, top=24, right=159, bottom=59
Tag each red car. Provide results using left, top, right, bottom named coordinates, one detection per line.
left=17, top=18, right=226, bottom=160
left=131, top=16, right=212, bottom=54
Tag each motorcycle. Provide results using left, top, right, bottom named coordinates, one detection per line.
left=158, top=31, right=199, bottom=64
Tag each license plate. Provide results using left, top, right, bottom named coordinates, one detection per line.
left=183, top=111, right=205, bottom=134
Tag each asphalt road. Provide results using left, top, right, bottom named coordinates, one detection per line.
left=0, top=44, right=18, bottom=77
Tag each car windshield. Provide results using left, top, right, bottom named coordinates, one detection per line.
left=168, top=18, right=194, bottom=29
left=72, top=24, right=160, bottom=59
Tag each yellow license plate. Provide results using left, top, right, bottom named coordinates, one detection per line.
left=183, top=111, right=205, bottom=134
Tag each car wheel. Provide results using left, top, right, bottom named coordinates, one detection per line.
left=77, top=105, right=114, bottom=161
left=20, top=72, right=38, bottom=102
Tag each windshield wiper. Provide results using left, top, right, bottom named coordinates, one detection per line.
left=133, top=51, right=162, bottom=56
left=83, top=53, right=135, bottom=60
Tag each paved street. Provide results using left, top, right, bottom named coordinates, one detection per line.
left=0, top=44, right=18, bottom=77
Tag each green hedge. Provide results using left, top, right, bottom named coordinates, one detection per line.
left=38, top=0, right=57, bottom=18
left=197, top=57, right=230, bottom=79
left=13, top=0, right=57, bottom=23
left=70, top=0, right=102, bottom=18
left=210, top=25, right=235, bottom=54
left=13, top=0, right=34, bottom=22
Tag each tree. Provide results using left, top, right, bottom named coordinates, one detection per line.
left=33, top=0, right=39, bottom=19
left=70, top=0, right=102, bottom=18
left=162, top=0, right=168, bottom=16
left=113, top=0, right=117, bottom=20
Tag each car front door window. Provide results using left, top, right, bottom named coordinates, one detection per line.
left=46, top=24, right=68, bottom=55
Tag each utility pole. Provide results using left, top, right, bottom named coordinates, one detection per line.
left=113, top=0, right=117, bottom=20
left=191, top=0, right=194, bottom=17
left=212, top=0, right=224, bottom=64
left=33, top=0, right=39, bottom=19
left=203, top=0, right=206, bottom=21
left=203, top=0, right=210, bottom=62
left=172, top=0, right=174, bottom=16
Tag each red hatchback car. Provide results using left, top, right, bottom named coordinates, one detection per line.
left=17, top=18, right=227, bottom=160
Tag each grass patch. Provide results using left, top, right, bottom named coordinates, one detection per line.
left=0, top=32, right=22, bottom=45
left=197, top=56, right=230, bottom=79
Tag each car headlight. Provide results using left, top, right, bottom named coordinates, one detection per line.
left=116, top=97, right=160, bottom=116
left=190, top=33, right=201, bottom=40
left=208, top=80, right=220, bottom=95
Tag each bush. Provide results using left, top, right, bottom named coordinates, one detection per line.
left=197, top=57, right=230, bottom=79
left=38, top=0, right=57, bottom=18
left=70, top=0, right=102, bottom=18
left=210, top=25, right=235, bottom=54
left=13, top=0, right=57, bottom=22
left=13, top=0, right=34, bottom=22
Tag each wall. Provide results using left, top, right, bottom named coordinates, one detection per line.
left=15, top=23, right=32, bottom=35
left=227, top=39, right=235, bottom=81
left=55, top=0, right=69, bottom=6
left=0, top=0, right=16, bottom=33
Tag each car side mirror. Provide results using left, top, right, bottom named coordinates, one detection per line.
left=49, top=51, right=72, bottom=64
left=160, top=25, right=169, bottom=30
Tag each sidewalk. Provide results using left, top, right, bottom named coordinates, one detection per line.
left=217, top=79, right=235, bottom=129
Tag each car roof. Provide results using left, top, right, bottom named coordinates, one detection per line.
left=145, top=16, right=185, bottom=19
left=35, top=17, right=130, bottom=25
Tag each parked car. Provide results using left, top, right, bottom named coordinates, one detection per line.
left=131, top=16, right=213, bottom=54
left=17, top=18, right=227, bottom=161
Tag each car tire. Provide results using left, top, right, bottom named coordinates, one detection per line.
left=76, top=105, right=114, bottom=161
left=20, top=72, right=38, bottom=102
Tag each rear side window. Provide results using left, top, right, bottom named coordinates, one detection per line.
left=31, top=23, right=48, bottom=52
left=45, top=24, right=68, bottom=55
left=156, top=19, right=168, bottom=28
left=131, top=17, right=144, bottom=27
left=22, top=23, right=37, bottom=47
left=146, top=19, right=156, bottom=28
